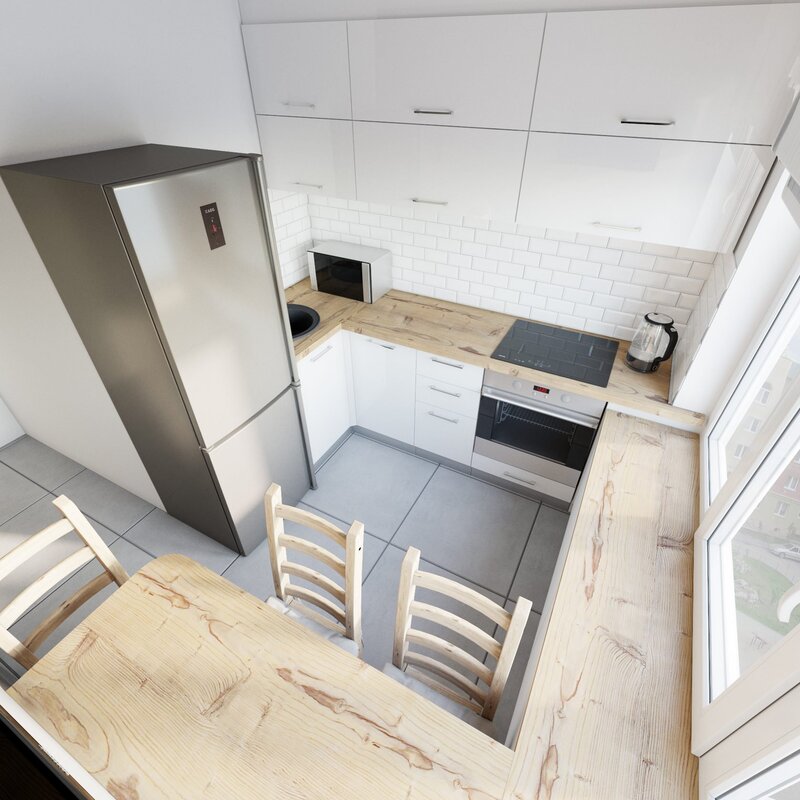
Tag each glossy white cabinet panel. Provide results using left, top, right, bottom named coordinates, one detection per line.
left=532, top=5, right=800, bottom=144
left=242, top=22, right=351, bottom=119
left=354, top=122, right=526, bottom=219
left=416, top=378, right=480, bottom=419
left=416, top=350, right=483, bottom=392
left=257, top=116, right=356, bottom=198
left=348, top=14, right=544, bottom=130
left=297, top=332, right=353, bottom=464
left=518, top=133, right=773, bottom=251
left=414, top=402, right=476, bottom=465
left=350, top=334, right=416, bottom=445
left=471, top=451, right=574, bottom=502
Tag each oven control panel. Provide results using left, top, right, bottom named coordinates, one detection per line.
left=492, top=372, right=606, bottom=420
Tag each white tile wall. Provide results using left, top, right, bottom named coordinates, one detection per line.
left=269, top=190, right=720, bottom=344
left=670, top=252, right=736, bottom=396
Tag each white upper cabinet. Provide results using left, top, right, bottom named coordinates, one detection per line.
left=348, top=14, right=545, bottom=130
left=257, top=116, right=356, bottom=198
left=517, top=133, right=774, bottom=251
left=242, top=22, right=351, bottom=119
left=354, top=122, right=526, bottom=219
left=531, top=4, right=800, bottom=145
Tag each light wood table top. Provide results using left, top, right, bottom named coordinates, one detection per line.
left=503, top=411, right=699, bottom=799
left=9, top=554, right=512, bottom=800
left=286, top=280, right=705, bottom=431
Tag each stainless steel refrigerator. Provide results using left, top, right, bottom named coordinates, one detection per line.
left=1, top=144, right=313, bottom=555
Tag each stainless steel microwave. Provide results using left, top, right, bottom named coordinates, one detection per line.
left=307, top=241, right=392, bottom=303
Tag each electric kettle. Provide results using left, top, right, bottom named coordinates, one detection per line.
left=625, top=312, right=678, bottom=373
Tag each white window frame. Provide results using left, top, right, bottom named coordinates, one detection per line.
left=786, top=476, right=799, bottom=491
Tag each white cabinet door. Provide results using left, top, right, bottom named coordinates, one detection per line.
left=297, top=332, right=353, bottom=464
left=350, top=334, right=415, bottom=444
left=257, top=116, right=356, bottom=198
left=242, top=22, right=351, bottom=119
left=517, top=133, right=773, bottom=252
left=532, top=5, right=800, bottom=145
left=414, top=402, right=476, bottom=465
left=348, top=14, right=544, bottom=130
left=354, top=122, right=526, bottom=219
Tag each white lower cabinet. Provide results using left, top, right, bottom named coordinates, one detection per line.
left=471, top=451, right=575, bottom=503
left=349, top=334, right=416, bottom=444
left=297, top=332, right=353, bottom=464
left=414, top=402, right=476, bottom=465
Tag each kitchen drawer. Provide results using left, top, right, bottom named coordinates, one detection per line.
left=348, top=14, right=544, bottom=130
left=414, top=402, right=477, bottom=466
left=471, top=452, right=575, bottom=503
left=416, top=350, right=483, bottom=393
left=416, top=377, right=479, bottom=418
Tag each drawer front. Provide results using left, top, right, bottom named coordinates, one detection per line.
left=471, top=452, right=575, bottom=503
left=414, top=403, right=477, bottom=465
left=416, top=350, right=483, bottom=392
left=416, top=378, right=479, bottom=418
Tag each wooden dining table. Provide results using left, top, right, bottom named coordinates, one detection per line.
left=7, top=553, right=512, bottom=800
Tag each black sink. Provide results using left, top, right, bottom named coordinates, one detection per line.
left=287, top=304, right=320, bottom=339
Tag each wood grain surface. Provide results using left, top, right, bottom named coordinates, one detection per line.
left=502, top=411, right=699, bottom=800
left=286, top=280, right=705, bottom=431
left=9, top=554, right=512, bottom=800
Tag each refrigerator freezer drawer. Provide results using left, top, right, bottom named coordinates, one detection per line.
left=205, top=387, right=311, bottom=555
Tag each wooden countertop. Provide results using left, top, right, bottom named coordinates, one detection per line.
left=9, top=554, right=512, bottom=800
left=286, top=281, right=705, bottom=431
left=503, top=411, right=699, bottom=799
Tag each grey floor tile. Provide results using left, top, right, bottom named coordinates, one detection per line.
left=361, top=543, right=505, bottom=673
left=393, top=468, right=540, bottom=597
left=0, top=436, right=83, bottom=491
left=56, top=469, right=154, bottom=535
left=0, top=495, right=118, bottom=609
left=124, top=509, right=237, bottom=574
left=508, top=505, right=569, bottom=613
left=222, top=503, right=387, bottom=602
left=490, top=600, right=541, bottom=745
left=10, top=538, right=152, bottom=662
left=302, top=435, right=437, bottom=541
left=0, top=463, right=48, bottom=526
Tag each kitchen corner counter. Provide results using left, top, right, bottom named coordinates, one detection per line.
left=285, top=280, right=705, bottom=431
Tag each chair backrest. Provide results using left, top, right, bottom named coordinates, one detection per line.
left=393, top=546, right=532, bottom=721
left=0, top=495, right=129, bottom=670
left=264, top=483, right=364, bottom=651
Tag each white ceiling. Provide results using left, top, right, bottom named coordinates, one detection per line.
left=238, top=0, right=797, bottom=23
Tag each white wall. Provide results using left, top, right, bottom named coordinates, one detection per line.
left=0, top=396, right=23, bottom=449
left=239, top=0, right=797, bottom=23
left=0, top=0, right=259, bottom=504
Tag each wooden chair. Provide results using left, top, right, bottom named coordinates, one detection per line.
left=383, top=546, right=532, bottom=736
left=0, top=495, right=129, bottom=670
left=264, top=483, right=364, bottom=656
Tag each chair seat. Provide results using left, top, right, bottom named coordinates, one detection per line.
left=381, top=663, right=496, bottom=738
left=266, top=596, right=359, bottom=657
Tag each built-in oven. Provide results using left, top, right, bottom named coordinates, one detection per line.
left=473, top=371, right=605, bottom=505
left=308, top=240, right=392, bottom=303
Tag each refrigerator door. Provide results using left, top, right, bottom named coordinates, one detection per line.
left=108, top=157, right=293, bottom=448
left=204, top=386, right=311, bottom=554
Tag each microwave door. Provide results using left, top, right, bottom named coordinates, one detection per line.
left=313, top=254, right=365, bottom=301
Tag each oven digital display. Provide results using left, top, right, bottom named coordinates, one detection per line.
left=532, top=385, right=550, bottom=395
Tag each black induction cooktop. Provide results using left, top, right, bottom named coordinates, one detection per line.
left=491, top=320, right=619, bottom=387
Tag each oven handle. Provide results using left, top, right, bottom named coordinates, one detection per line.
left=481, top=386, right=602, bottom=429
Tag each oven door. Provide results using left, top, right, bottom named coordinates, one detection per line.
left=476, top=387, right=600, bottom=474
left=310, top=252, right=370, bottom=302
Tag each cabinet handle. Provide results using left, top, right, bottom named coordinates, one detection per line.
left=283, top=101, right=316, bottom=109
left=431, top=357, right=463, bottom=369
left=428, top=411, right=458, bottom=424
left=292, top=181, right=324, bottom=190
left=591, top=221, right=642, bottom=233
left=503, top=471, right=537, bottom=487
left=411, top=198, right=448, bottom=206
left=368, top=339, right=395, bottom=350
left=429, top=385, right=462, bottom=398
left=619, top=118, right=674, bottom=126
left=413, top=108, right=454, bottom=116
left=309, top=345, right=333, bottom=363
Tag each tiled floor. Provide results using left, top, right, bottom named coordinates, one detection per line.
left=0, top=431, right=569, bottom=742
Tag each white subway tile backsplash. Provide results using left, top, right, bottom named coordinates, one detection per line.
left=273, top=191, right=717, bottom=346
